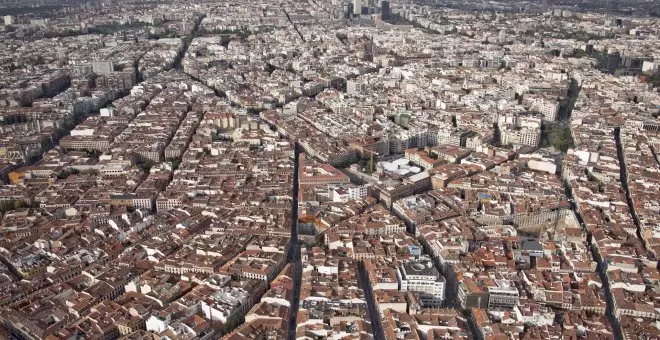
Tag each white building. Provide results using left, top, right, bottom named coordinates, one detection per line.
left=146, top=314, right=169, bottom=333
left=353, top=0, right=362, bottom=14
left=397, top=256, right=446, bottom=307
left=200, top=287, right=250, bottom=323
left=331, top=184, right=369, bottom=202
left=347, top=80, right=367, bottom=93
left=389, top=128, right=435, bottom=154
left=642, top=61, right=658, bottom=73
left=92, top=60, right=114, bottom=76
left=500, top=126, right=541, bottom=147
left=487, top=280, right=520, bottom=308
left=527, top=96, right=560, bottom=121
left=526, top=157, right=557, bottom=174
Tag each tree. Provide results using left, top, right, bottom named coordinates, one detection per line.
left=0, top=201, right=14, bottom=214
left=14, top=200, right=29, bottom=210
left=644, top=71, right=660, bottom=88
left=0, top=200, right=31, bottom=215
left=57, top=168, right=80, bottom=179
left=138, top=160, right=155, bottom=173
left=166, top=157, right=182, bottom=170
left=542, top=123, right=574, bottom=152
left=87, top=149, right=102, bottom=158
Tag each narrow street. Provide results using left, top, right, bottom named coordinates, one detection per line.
left=558, top=78, right=581, bottom=121
left=562, top=179, right=623, bottom=340
left=556, top=79, right=623, bottom=340
left=172, top=14, right=206, bottom=71
left=614, top=127, right=649, bottom=257
left=288, top=142, right=302, bottom=340
left=2, top=1, right=654, bottom=340
left=358, top=262, right=385, bottom=339
left=651, top=146, right=660, bottom=166
left=281, top=5, right=305, bottom=42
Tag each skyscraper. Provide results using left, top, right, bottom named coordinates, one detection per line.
left=3, top=15, right=14, bottom=25
left=353, top=0, right=362, bottom=15
left=380, top=0, right=390, bottom=20
left=345, top=2, right=354, bottom=18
